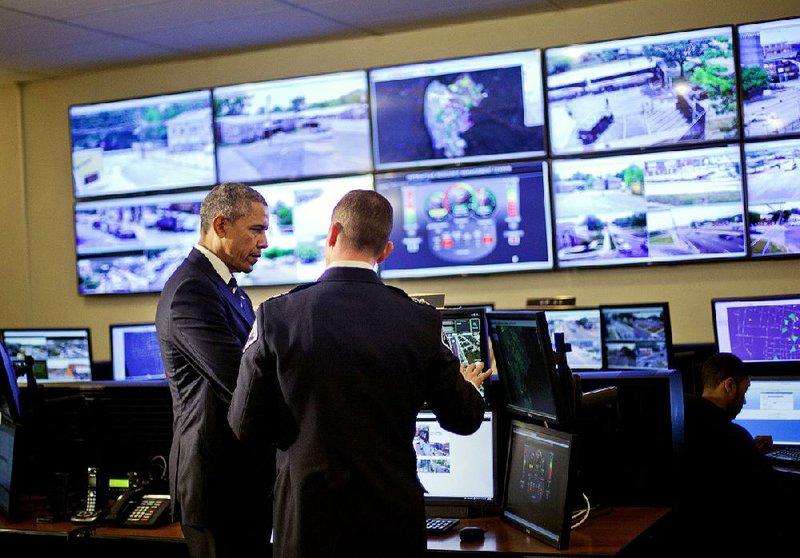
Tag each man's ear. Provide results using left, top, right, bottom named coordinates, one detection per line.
left=327, top=222, right=341, bottom=247
left=212, top=214, right=227, bottom=238
left=376, top=240, right=394, bottom=264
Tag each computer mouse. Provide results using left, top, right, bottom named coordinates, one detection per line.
left=459, top=526, right=486, bottom=542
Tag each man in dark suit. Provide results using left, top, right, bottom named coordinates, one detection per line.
left=228, top=189, right=491, bottom=558
left=156, top=182, right=273, bottom=558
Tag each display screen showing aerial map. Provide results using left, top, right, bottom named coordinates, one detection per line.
left=713, top=296, right=800, bottom=363
left=376, top=162, right=552, bottom=279
left=546, top=27, right=738, bottom=156
left=369, top=49, right=545, bottom=170
left=738, top=17, right=800, bottom=139
left=70, top=90, right=217, bottom=199
left=552, top=144, right=747, bottom=268
left=601, top=304, right=671, bottom=369
left=213, top=71, right=371, bottom=183
left=544, top=308, right=603, bottom=370
left=744, top=138, right=800, bottom=257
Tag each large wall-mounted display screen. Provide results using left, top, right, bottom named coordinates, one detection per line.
left=552, top=144, right=746, bottom=268
left=546, top=27, right=738, bottom=156
left=369, top=49, right=546, bottom=170
left=744, top=138, right=800, bottom=257
left=243, top=174, right=375, bottom=287
left=75, top=190, right=204, bottom=295
left=70, top=90, right=216, bottom=199
left=376, top=161, right=552, bottom=279
left=738, top=17, right=800, bottom=138
left=213, top=71, right=371, bottom=183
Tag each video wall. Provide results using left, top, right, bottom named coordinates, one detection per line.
left=68, top=16, right=800, bottom=295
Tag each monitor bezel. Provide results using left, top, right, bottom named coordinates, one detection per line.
left=599, top=302, right=673, bottom=370
left=0, top=327, right=94, bottom=384
left=500, top=419, right=577, bottom=550
left=486, top=310, right=570, bottom=425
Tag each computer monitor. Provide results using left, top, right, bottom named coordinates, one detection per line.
left=544, top=307, right=603, bottom=371
left=501, top=420, right=577, bottom=550
left=0, top=342, right=22, bottom=422
left=486, top=311, right=571, bottom=426
left=109, top=323, right=165, bottom=381
left=733, top=377, right=800, bottom=447
left=414, top=409, right=497, bottom=515
left=440, top=306, right=491, bottom=369
left=712, top=293, right=800, bottom=371
left=600, top=303, right=672, bottom=369
left=1, top=329, right=93, bottom=383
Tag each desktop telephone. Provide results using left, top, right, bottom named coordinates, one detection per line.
left=106, top=486, right=171, bottom=527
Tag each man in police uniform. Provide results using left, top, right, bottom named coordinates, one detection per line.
left=229, top=189, right=490, bottom=558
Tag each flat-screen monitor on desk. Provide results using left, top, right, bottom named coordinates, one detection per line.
left=712, top=293, right=800, bottom=372
left=733, top=377, right=800, bottom=450
left=543, top=307, right=603, bottom=371
left=501, top=420, right=577, bottom=550
left=415, top=410, right=497, bottom=516
left=1, top=329, right=92, bottom=384
left=600, top=303, right=672, bottom=369
left=109, top=323, right=165, bottom=381
left=486, top=311, right=571, bottom=427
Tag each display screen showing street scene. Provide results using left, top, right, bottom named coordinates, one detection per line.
left=75, top=190, right=205, bottom=294
left=552, top=144, right=747, bottom=268
left=213, top=71, right=371, bottom=183
left=546, top=27, right=738, bottom=156
left=2, top=329, right=93, bottom=383
left=70, top=90, right=216, bottom=199
left=376, top=161, right=553, bottom=279
left=600, top=304, right=671, bottom=369
left=745, top=138, right=800, bottom=257
left=738, top=17, right=800, bottom=138
left=369, top=50, right=546, bottom=170
left=241, top=174, right=374, bottom=287
left=544, top=308, right=603, bottom=370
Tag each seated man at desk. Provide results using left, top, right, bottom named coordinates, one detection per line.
left=677, top=352, right=791, bottom=554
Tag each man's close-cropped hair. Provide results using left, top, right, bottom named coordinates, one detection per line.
left=331, top=190, right=393, bottom=256
left=200, top=182, right=268, bottom=233
left=701, top=352, right=747, bottom=389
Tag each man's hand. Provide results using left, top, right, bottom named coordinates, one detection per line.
left=460, top=362, right=493, bottom=390
left=754, top=435, right=773, bottom=455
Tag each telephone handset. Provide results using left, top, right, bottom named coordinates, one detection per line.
left=107, top=486, right=170, bottom=527
left=70, top=467, right=105, bottom=524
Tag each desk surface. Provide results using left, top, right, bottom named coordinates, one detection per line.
left=1, top=506, right=669, bottom=556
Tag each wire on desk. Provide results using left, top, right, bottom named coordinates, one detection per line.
left=571, top=493, right=591, bottom=529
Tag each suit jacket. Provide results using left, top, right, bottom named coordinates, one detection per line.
left=229, top=266, right=486, bottom=557
left=156, top=248, right=273, bottom=528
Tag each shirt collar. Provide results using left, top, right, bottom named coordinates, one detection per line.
left=195, top=244, right=234, bottom=285
left=327, top=260, right=376, bottom=271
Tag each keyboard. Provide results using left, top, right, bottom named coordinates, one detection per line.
left=426, top=517, right=459, bottom=533
left=766, top=446, right=800, bottom=463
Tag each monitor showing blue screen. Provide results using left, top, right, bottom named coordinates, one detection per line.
left=546, top=26, right=738, bottom=156
left=213, top=70, right=371, bottom=183
left=712, top=294, right=800, bottom=364
left=544, top=307, right=603, bottom=370
left=600, top=303, right=672, bottom=369
left=744, top=138, right=800, bottom=257
left=369, top=49, right=546, bottom=170
left=737, top=17, right=800, bottom=139
left=1, top=329, right=92, bottom=383
left=733, top=378, right=800, bottom=446
left=376, top=161, right=552, bottom=279
left=414, top=410, right=496, bottom=506
left=69, top=90, right=216, bottom=199
left=552, top=144, right=746, bottom=268
left=110, top=323, right=164, bottom=381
